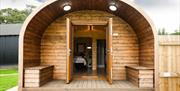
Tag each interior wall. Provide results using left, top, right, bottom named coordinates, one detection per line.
left=74, top=26, right=106, bottom=39
left=40, top=10, right=139, bottom=80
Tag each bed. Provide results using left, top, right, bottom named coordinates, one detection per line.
left=74, top=56, right=87, bottom=70
left=74, top=56, right=87, bottom=66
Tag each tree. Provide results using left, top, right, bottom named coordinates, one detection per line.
left=171, top=28, right=180, bottom=35
left=158, top=28, right=168, bottom=35
left=0, top=5, right=36, bottom=24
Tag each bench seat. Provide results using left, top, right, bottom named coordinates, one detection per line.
left=24, top=65, right=54, bottom=87
left=126, top=66, right=154, bottom=88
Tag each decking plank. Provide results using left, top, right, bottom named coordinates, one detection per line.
left=23, top=80, right=154, bottom=91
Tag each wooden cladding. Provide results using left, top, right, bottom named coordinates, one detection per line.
left=41, top=19, right=66, bottom=80
left=40, top=10, right=140, bottom=80
left=24, top=30, right=41, bottom=67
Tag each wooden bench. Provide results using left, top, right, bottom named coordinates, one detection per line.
left=24, top=65, right=54, bottom=87
left=126, top=66, right=154, bottom=88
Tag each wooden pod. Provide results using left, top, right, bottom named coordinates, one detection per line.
left=19, top=0, right=157, bottom=91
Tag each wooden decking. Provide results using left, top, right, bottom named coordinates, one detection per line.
left=23, top=80, right=154, bottom=91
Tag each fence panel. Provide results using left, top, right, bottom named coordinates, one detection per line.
left=159, top=35, right=180, bottom=91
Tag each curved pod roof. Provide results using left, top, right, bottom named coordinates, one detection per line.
left=20, top=0, right=156, bottom=38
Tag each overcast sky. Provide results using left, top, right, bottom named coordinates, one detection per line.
left=0, top=0, right=179, bottom=33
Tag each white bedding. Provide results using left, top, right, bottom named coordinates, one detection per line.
left=74, top=56, right=87, bottom=66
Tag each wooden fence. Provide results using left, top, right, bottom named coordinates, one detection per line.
left=158, top=35, right=180, bottom=91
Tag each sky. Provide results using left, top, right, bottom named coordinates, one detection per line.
left=0, top=0, right=179, bottom=33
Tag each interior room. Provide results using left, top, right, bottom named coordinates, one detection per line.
left=73, top=25, right=106, bottom=80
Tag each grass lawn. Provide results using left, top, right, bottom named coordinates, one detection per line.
left=0, top=69, right=17, bottom=74
left=0, top=69, right=18, bottom=91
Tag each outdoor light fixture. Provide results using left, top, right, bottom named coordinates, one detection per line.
left=63, top=5, right=71, bottom=11
left=113, top=33, right=119, bottom=36
left=109, top=5, right=117, bottom=11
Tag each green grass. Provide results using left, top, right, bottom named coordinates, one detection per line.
left=0, top=69, right=18, bottom=74
left=0, top=69, right=18, bottom=91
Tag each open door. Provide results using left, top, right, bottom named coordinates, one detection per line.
left=106, top=18, right=113, bottom=84
left=66, top=18, right=73, bottom=83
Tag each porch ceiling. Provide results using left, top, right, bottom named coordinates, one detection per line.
left=22, top=0, right=156, bottom=39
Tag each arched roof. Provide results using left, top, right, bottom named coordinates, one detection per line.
left=20, top=0, right=156, bottom=38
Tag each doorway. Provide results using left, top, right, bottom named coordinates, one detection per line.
left=73, top=37, right=93, bottom=79
left=66, top=18, right=113, bottom=83
left=73, top=25, right=106, bottom=80
left=97, top=39, right=106, bottom=77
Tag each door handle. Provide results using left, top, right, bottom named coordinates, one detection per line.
left=106, top=49, right=112, bottom=53
left=106, top=50, right=110, bottom=54
left=68, top=49, right=72, bottom=53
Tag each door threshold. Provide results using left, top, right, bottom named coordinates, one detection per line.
left=73, top=75, right=106, bottom=80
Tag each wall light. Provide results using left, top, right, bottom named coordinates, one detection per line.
left=63, top=5, right=71, bottom=11
left=87, top=46, right=92, bottom=49
left=109, top=5, right=117, bottom=11
left=113, top=33, right=119, bottom=36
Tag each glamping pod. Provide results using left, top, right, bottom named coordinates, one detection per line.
left=19, top=0, right=158, bottom=91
